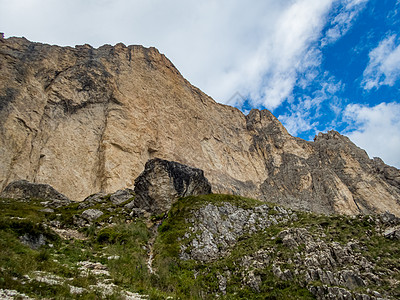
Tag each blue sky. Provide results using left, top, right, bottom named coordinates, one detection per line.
left=1, top=0, right=399, bottom=167
left=273, top=0, right=400, bottom=163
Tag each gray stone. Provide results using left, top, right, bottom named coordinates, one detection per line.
left=217, top=273, right=227, bottom=295
left=0, top=289, right=34, bottom=300
left=78, top=193, right=107, bottom=209
left=246, top=270, right=261, bottom=292
left=134, top=158, right=212, bottom=214
left=129, top=208, right=145, bottom=218
left=278, top=228, right=313, bottom=249
left=1, top=180, right=71, bottom=207
left=380, top=211, right=400, bottom=225
left=19, top=233, right=46, bottom=250
left=340, top=269, right=366, bottom=289
left=110, top=189, right=134, bottom=205
left=309, top=285, right=355, bottom=300
left=125, top=200, right=136, bottom=210
left=383, top=226, right=400, bottom=239
left=74, top=209, right=104, bottom=226
left=81, top=209, right=104, bottom=222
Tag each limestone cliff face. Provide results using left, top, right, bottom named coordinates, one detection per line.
left=0, top=35, right=399, bottom=215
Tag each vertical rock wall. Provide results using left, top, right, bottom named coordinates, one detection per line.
left=1, top=36, right=399, bottom=215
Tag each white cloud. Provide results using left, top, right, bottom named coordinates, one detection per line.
left=279, top=110, right=318, bottom=136
left=321, top=0, right=368, bottom=46
left=278, top=74, right=344, bottom=137
left=343, top=102, right=400, bottom=168
left=0, top=0, right=336, bottom=111
left=246, top=0, right=333, bottom=110
left=362, top=34, right=400, bottom=90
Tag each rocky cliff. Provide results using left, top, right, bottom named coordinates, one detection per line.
left=0, top=35, right=399, bottom=215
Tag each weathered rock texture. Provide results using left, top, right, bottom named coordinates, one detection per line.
left=0, top=180, right=71, bottom=207
left=181, top=203, right=295, bottom=262
left=134, top=158, right=212, bottom=214
left=177, top=200, right=399, bottom=299
left=0, top=35, right=399, bottom=215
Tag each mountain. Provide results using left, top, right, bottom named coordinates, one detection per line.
left=0, top=35, right=399, bottom=215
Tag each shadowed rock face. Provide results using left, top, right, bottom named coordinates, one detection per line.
left=0, top=35, right=399, bottom=215
left=0, top=180, right=71, bottom=207
left=134, top=158, right=212, bottom=214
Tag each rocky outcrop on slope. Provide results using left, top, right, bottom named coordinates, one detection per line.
left=171, top=198, right=400, bottom=299
left=0, top=180, right=71, bottom=207
left=0, top=35, right=399, bottom=215
left=0, top=289, right=34, bottom=300
left=134, top=158, right=211, bottom=214
left=77, top=188, right=135, bottom=209
left=180, top=203, right=295, bottom=261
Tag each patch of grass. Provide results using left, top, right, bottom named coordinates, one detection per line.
left=95, top=220, right=152, bottom=292
left=54, top=201, right=83, bottom=227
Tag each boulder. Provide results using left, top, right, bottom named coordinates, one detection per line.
left=78, top=189, right=134, bottom=210
left=74, top=209, right=104, bottom=227
left=78, top=193, right=107, bottom=209
left=19, top=233, right=46, bottom=250
left=0, top=180, right=71, bottom=207
left=110, top=189, right=134, bottom=205
left=81, top=209, right=104, bottom=221
left=134, top=158, right=212, bottom=214
left=383, top=226, right=400, bottom=240
left=380, top=211, right=400, bottom=225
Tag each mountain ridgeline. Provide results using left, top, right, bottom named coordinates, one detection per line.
left=0, top=34, right=399, bottom=216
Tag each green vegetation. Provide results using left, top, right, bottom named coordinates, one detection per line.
left=151, top=195, right=313, bottom=299
left=0, top=194, right=399, bottom=299
left=0, top=197, right=146, bottom=299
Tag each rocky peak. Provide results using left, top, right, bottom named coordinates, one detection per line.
left=373, top=157, right=400, bottom=189
left=246, top=108, right=286, bottom=132
left=314, top=129, right=345, bottom=141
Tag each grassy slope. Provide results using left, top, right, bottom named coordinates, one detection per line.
left=0, top=194, right=399, bottom=299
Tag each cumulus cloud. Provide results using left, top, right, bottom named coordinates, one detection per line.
left=245, top=0, right=333, bottom=110
left=343, top=102, right=400, bottom=167
left=278, top=103, right=318, bottom=137
left=362, top=34, right=400, bottom=90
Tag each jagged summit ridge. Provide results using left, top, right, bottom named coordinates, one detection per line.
left=0, top=35, right=399, bottom=215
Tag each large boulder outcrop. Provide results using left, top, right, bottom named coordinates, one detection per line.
left=0, top=180, right=71, bottom=207
left=134, top=158, right=212, bottom=214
